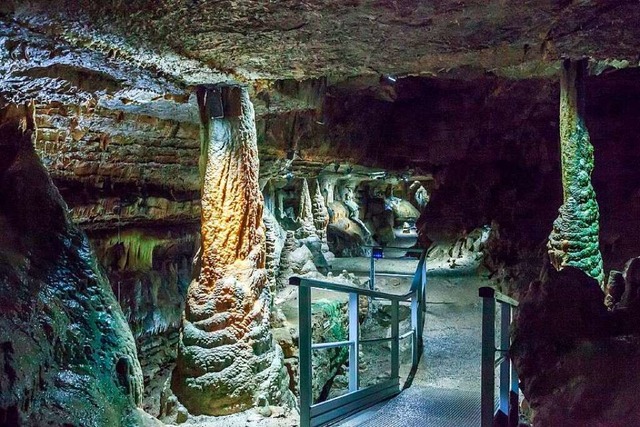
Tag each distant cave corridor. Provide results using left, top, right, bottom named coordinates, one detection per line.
left=3, top=4, right=640, bottom=427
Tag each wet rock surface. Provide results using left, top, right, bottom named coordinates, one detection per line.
left=0, top=114, right=152, bottom=426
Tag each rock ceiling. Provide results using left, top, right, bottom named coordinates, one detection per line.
left=3, top=0, right=640, bottom=89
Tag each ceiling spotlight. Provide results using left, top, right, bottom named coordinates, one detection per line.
left=381, top=74, right=397, bottom=84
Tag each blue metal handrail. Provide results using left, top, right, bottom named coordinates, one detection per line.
left=479, top=286, right=519, bottom=427
left=290, top=249, right=427, bottom=427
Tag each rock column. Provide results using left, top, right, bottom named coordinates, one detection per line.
left=548, top=59, right=604, bottom=285
left=172, top=85, right=291, bottom=415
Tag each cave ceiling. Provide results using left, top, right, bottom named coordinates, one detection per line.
left=2, top=0, right=639, bottom=98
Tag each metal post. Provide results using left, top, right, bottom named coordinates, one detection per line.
left=298, top=284, right=312, bottom=427
left=480, top=288, right=496, bottom=427
left=348, top=292, right=359, bottom=392
left=500, top=304, right=511, bottom=416
left=509, top=362, right=520, bottom=427
left=410, top=293, right=419, bottom=367
left=391, top=300, right=400, bottom=379
left=369, top=254, right=375, bottom=290
left=419, top=257, right=426, bottom=343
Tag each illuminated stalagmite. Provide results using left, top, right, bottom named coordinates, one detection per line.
left=172, top=86, right=291, bottom=415
left=548, top=59, right=604, bottom=284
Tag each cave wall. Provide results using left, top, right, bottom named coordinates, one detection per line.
left=12, top=65, right=640, bottom=417
left=0, top=111, right=157, bottom=426
left=2, top=2, right=640, bottom=423
left=32, top=96, right=201, bottom=415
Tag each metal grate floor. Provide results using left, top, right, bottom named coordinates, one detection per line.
left=352, top=386, right=481, bottom=427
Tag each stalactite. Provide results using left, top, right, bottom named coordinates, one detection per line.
left=548, top=59, right=604, bottom=285
left=172, top=85, right=292, bottom=415
left=319, top=176, right=335, bottom=205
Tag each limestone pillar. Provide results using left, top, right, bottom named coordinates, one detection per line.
left=172, top=85, right=291, bottom=415
left=548, top=59, right=604, bottom=285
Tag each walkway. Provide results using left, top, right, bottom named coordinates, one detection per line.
left=330, top=258, right=487, bottom=427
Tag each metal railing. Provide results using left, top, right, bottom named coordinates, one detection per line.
left=290, top=249, right=427, bottom=427
left=479, top=286, right=519, bottom=427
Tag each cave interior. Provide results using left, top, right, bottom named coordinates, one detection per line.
left=2, top=1, right=640, bottom=427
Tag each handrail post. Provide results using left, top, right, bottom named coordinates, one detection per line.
left=410, top=249, right=427, bottom=368
left=509, top=361, right=519, bottom=427
left=480, top=289, right=496, bottom=427
left=499, top=304, right=511, bottom=418
left=410, top=292, right=419, bottom=367
left=299, top=284, right=312, bottom=427
left=369, top=253, right=375, bottom=290
left=391, top=300, right=400, bottom=379
left=348, top=292, right=359, bottom=392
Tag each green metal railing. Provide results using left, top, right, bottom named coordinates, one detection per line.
left=479, top=286, right=519, bottom=427
left=290, top=249, right=427, bottom=427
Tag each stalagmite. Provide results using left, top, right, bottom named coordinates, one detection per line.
left=312, top=179, right=330, bottom=241
left=548, top=59, right=604, bottom=285
left=172, top=85, right=292, bottom=415
left=296, top=178, right=317, bottom=239
left=264, top=206, right=286, bottom=296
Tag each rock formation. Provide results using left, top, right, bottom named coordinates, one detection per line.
left=3, top=2, right=640, bottom=424
left=548, top=59, right=604, bottom=285
left=263, top=206, right=287, bottom=296
left=296, top=178, right=317, bottom=239
left=171, top=86, right=292, bottom=416
left=0, top=108, right=153, bottom=426
left=311, top=179, right=330, bottom=242
left=512, top=261, right=640, bottom=427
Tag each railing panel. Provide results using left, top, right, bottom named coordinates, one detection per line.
left=480, top=293, right=496, bottom=427
left=499, top=304, right=511, bottom=415
left=292, top=248, right=428, bottom=427
left=310, top=379, right=399, bottom=427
